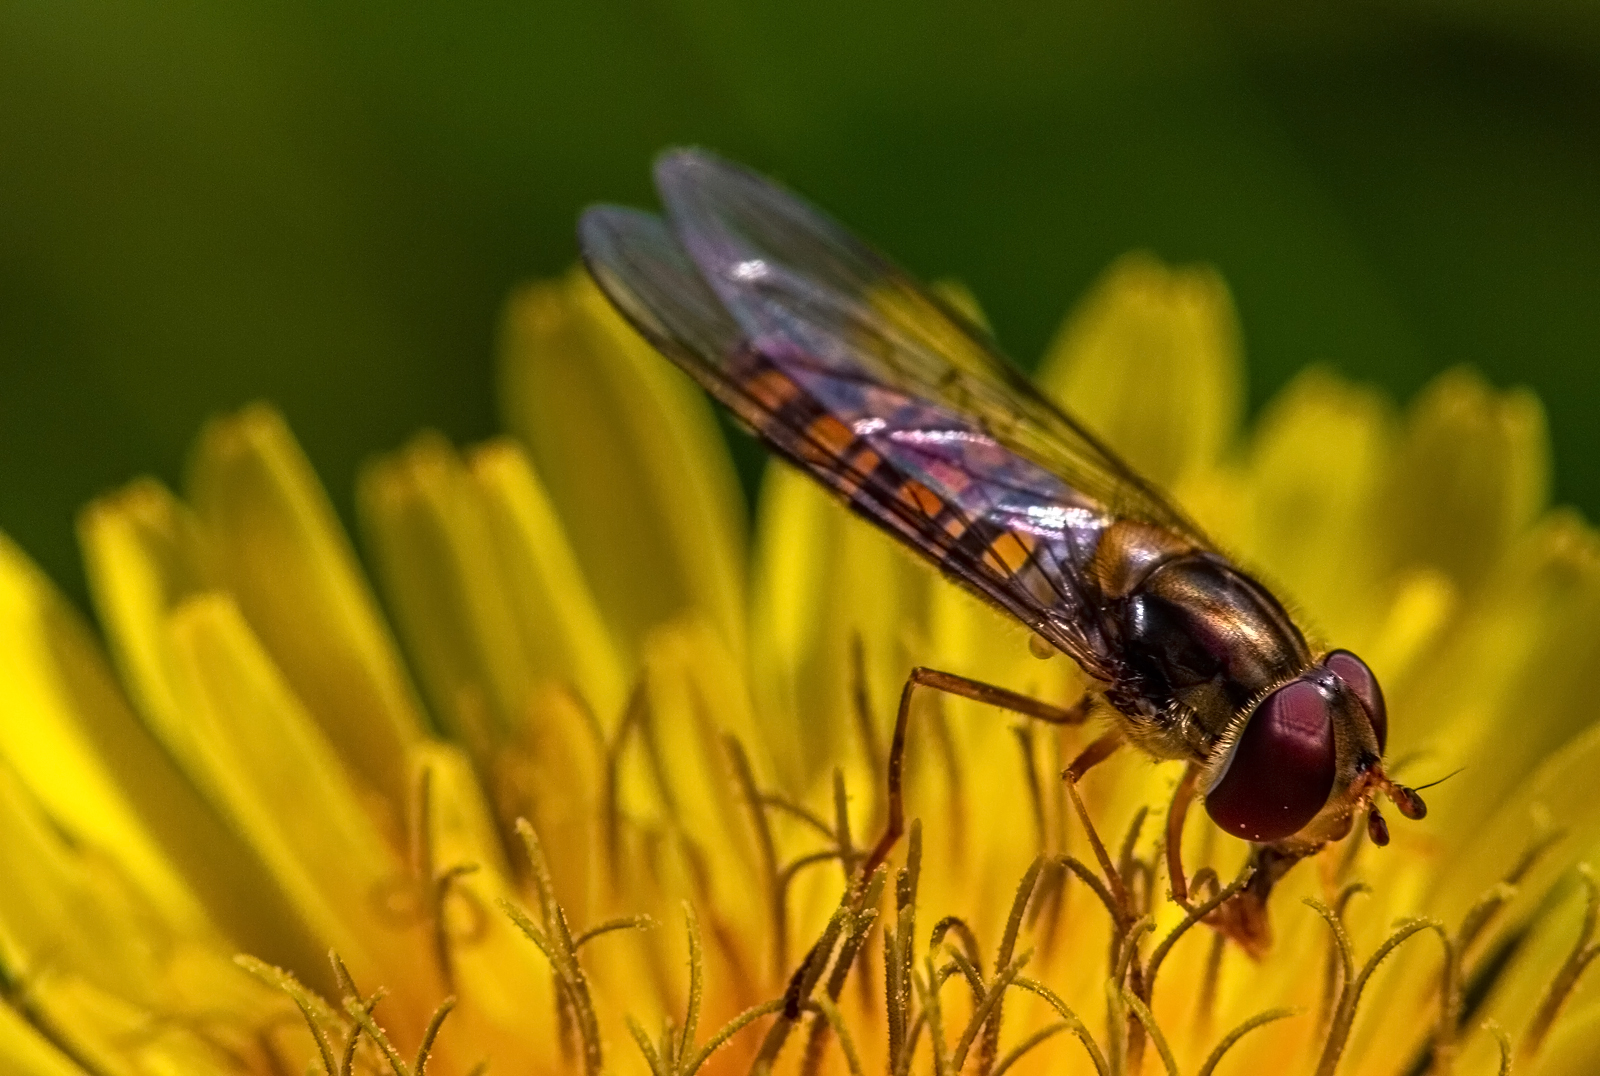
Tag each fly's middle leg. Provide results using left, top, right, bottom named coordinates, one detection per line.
left=859, top=666, right=1091, bottom=881
left=1063, top=727, right=1125, bottom=782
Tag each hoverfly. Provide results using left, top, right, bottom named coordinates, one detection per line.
left=577, top=148, right=1427, bottom=953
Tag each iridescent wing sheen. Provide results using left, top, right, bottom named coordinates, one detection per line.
left=650, top=148, right=1211, bottom=545
left=580, top=152, right=1208, bottom=677
left=582, top=208, right=1105, bottom=675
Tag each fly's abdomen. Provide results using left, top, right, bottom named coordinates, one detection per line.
left=731, top=349, right=1117, bottom=666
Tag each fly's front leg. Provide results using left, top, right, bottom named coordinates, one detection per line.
left=1152, top=757, right=1336, bottom=962
left=860, top=667, right=1091, bottom=880
left=1215, top=842, right=1317, bottom=959
left=1163, top=761, right=1313, bottom=955
left=1165, top=762, right=1202, bottom=908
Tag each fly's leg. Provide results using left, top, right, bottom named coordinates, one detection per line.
left=1214, top=842, right=1316, bottom=960
left=1165, top=762, right=1202, bottom=907
left=1064, top=727, right=1126, bottom=782
left=860, top=667, right=1091, bottom=880
left=1163, top=761, right=1307, bottom=956
left=1056, top=727, right=1135, bottom=920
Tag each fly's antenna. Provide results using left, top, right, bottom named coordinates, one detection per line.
left=1409, top=767, right=1466, bottom=793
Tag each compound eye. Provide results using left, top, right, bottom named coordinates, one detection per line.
left=1205, top=678, right=1336, bottom=843
left=1325, top=649, right=1386, bottom=753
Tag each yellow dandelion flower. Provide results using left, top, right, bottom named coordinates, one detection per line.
left=3, top=188, right=1600, bottom=1076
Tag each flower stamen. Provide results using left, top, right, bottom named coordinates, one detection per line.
left=1141, top=862, right=1256, bottom=1018
left=1308, top=901, right=1435, bottom=1076
left=801, top=869, right=885, bottom=1075
left=850, top=635, right=887, bottom=782
left=1195, top=1007, right=1299, bottom=1076
left=339, top=994, right=381, bottom=1076
left=751, top=904, right=847, bottom=1070
left=502, top=819, right=607, bottom=1076
left=238, top=953, right=460, bottom=1076
left=235, top=957, right=340, bottom=1076
left=1121, top=985, right=1177, bottom=1076
left=1011, top=977, right=1109, bottom=1075
left=1193, top=932, right=1227, bottom=1037
left=603, top=681, right=651, bottom=880
left=1064, top=774, right=1129, bottom=916
left=1483, top=1021, right=1513, bottom=1076
left=1521, top=863, right=1600, bottom=1061
left=1317, top=881, right=1371, bottom=1039
left=1013, top=726, right=1050, bottom=853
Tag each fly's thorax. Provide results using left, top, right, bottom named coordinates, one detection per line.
left=1105, top=546, right=1312, bottom=749
left=1089, top=518, right=1198, bottom=600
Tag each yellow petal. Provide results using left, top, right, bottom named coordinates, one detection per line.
left=0, top=751, right=168, bottom=1001
left=0, top=1010, right=85, bottom=1076
left=1432, top=719, right=1600, bottom=947
left=748, top=464, right=928, bottom=790
left=186, top=404, right=426, bottom=815
left=924, top=572, right=1088, bottom=889
left=1467, top=877, right=1599, bottom=1073
left=1396, top=512, right=1600, bottom=843
left=579, top=617, right=777, bottom=1021
left=1241, top=366, right=1396, bottom=647
left=635, top=618, right=769, bottom=877
left=747, top=465, right=834, bottom=777
left=1351, top=536, right=1600, bottom=1067
left=1536, top=998, right=1600, bottom=1076
left=78, top=479, right=215, bottom=770
left=497, top=269, right=746, bottom=663
left=1362, top=566, right=1457, bottom=687
left=1036, top=251, right=1243, bottom=490
left=78, top=481, right=337, bottom=978
left=25, top=971, right=274, bottom=1076
left=469, top=438, right=627, bottom=726
left=0, top=740, right=282, bottom=1076
left=166, top=593, right=438, bottom=1019
left=359, top=431, right=538, bottom=742
left=0, top=532, right=207, bottom=936
left=409, top=741, right=561, bottom=1071
left=1380, top=367, right=1549, bottom=593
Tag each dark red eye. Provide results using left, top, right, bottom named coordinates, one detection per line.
left=1325, top=649, right=1386, bottom=752
left=1205, top=679, right=1336, bottom=842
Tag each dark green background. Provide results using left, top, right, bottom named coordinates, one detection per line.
left=3, top=2, right=1599, bottom=608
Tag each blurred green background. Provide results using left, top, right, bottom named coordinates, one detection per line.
left=3, top=2, right=1599, bottom=609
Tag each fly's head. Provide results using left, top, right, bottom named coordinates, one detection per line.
left=1202, top=649, right=1426, bottom=849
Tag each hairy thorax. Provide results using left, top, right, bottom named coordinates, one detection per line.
left=1087, top=520, right=1312, bottom=762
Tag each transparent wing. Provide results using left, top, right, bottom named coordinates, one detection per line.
left=580, top=205, right=1122, bottom=676
left=653, top=147, right=1211, bottom=545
